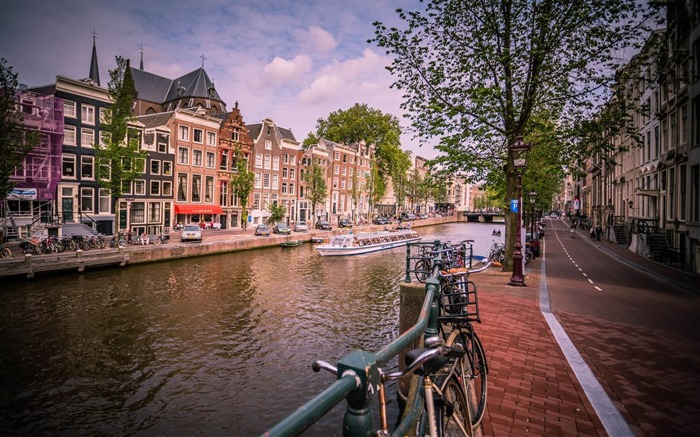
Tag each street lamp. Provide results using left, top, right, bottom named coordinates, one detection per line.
left=528, top=191, right=538, bottom=249
left=509, top=134, right=531, bottom=287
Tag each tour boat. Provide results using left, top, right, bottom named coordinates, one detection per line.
left=315, top=230, right=421, bottom=256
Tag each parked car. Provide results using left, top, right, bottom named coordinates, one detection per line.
left=525, top=232, right=540, bottom=257
left=273, top=222, right=291, bottom=235
left=293, top=221, right=308, bottom=232
left=181, top=224, right=202, bottom=242
left=254, top=224, right=271, bottom=236
left=417, top=213, right=429, bottom=220
left=315, top=220, right=332, bottom=230
left=372, top=216, right=389, bottom=225
left=338, top=218, right=353, bottom=228
left=399, top=212, right=417, bottom=221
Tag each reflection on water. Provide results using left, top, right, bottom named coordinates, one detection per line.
left=0, top=222, right=502, bottom=436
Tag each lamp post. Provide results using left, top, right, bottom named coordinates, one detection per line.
left=509, top=134, right=531, bottom=287
left=528, top=191, right=538, bottom=246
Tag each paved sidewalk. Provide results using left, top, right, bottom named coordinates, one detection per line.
left=471, top=267, right=607, bottom=436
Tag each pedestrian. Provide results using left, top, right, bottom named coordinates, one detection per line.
left=140, top=231, right=148, bottom=245
left=590, top=227, right=595, bottom=239
left=596, top=226, right=602, bottom=241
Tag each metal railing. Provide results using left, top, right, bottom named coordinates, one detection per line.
left=263, top=253, right=445, bottom=437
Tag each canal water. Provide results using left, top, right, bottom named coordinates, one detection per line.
left=0, top=222, right=503, bottom=436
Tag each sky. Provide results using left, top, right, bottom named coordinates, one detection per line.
left=0, top=0, right=440, bottom=159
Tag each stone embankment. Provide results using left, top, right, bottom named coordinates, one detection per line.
left=0, top=216, right=456, bottom=280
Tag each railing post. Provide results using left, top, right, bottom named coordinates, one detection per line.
left=337, top=350, right=380, bottom=436
left=404, top=243, right=412, bottom=283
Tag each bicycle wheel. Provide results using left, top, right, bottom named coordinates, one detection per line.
left=1, top=246, right=11, bottom=259
left=153, top=236, right=161, bottom=245
left=437, top=375, right=471, bottom=437
left=446, top=327, right=488, bottom=427
left=415, top=258, right=432, bottom=283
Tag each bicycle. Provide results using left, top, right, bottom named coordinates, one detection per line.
left=313, top=336, right=471, bottom=437
left=0, top=242, right=11, bottom=259
left=436, top=262, right=490, bottom=429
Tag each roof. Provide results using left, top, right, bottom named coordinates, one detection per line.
left=246, top=121, right=297, bottom=143
left=135, top=111, right=174, bottom=129
left=131, top=66, right=224, bottom=106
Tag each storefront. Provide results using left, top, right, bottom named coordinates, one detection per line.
left=174, top=204, right=223, bottom=228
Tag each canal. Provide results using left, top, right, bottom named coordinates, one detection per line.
left=0, top=222, right=503, bottom=436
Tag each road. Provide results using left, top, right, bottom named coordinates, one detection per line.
left=543, top=218, right=700, bottom=436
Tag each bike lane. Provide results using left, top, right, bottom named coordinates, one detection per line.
left=542, top=223, right=700, bottom=436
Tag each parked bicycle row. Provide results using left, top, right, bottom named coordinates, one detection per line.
left=305, top=240, right=490, bottom=437
left=5, top=231, right=172, bottom=256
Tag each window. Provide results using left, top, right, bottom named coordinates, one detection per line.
left=272, top=174, right=279, bottom=190
left=220, top=150, right=229, bottom=170
left=283, top=154, right=289, bottom=164
left=99, top=188, right=110, bottom=213
left=80, top=129, right=95, bottom=147
left=282, top=168, right=288, bottom=179
left=265, top=140, right=272, bottom=150
left=342, top=167, right=346, bottom=176
left=290, top=155, right=296, bottom=165
left=192, top=174, right=201, bottom=202
left=680, top=165, right=687, bottom=220
left=81, top=104, right=95, bottom=125
left=178, top=147, right=189, bottom=165
left=264, top=155, right=271, bottom=169
left=62, top=154, right=78, bottom=178
left=151, top=160, right=161, bottom=175
left=64, top=100, right=76, bottom=118
left=177, top=173, right=188, bottom=202
left=63, top=125, right=76, bottom=146
left=158, top=142, right=167, bottom=153
left=100, top=108, right=108, bottom=124
left=193, top=149, right=203, bottom=167
left=207, top=131, right=216, bottom=145
left=149, top=202, right=161, bottom=222
left=255, top=153, right=263, bottom=168
left=81, top=155, right=94, bottom=179
left=163, top=181, right=173, bottom=196
left=263, top=173, right=270, bottom=188
left=206, top=152, right=215, bottom=168
left=99, top=158, right=110, bottom=181
left=205, top=176, right=214, bottom=202
left=282, top=182, right=288, bottom=194
left=121, top=178, right=132, bottom=195
left=289, top=168, right=295, bottom=179
left=334, top=164, right=340, bottom=175
left=193, top=128, right=203, bottom=143
left=178, top=125, right=189, bottom=141
left=150, top=181, right=160, bottom=196
left=134, top=179, right=146, bottom=195
left=254, top=172, right=262, bottom=188
left=335, top=152, right=340, bottom=160
left=273, top=156, right=279, bottom=171
left=253, top=193, right=261, bottom=210
left=130, top=202, right=145, bottom=224
left=163, top=161, right=172, bottom=176
left=100, top=131, right=110, bottom=148
left=220, top=182, right=229, bottom=206
left=691, top=165, right=699, bottom=222
left=80, top=187, right=94, bottom=212
left=231, top=129, right=239, bottom=142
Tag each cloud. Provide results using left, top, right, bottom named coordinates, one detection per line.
left=306, top=26, right=336, bottom=52
left=260, top=55, right=312, bottom=87
left=299, top=48, right=388, bottom=104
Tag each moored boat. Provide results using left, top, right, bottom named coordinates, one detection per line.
left=315, top=230, right=421, bottom=256
left=280, top=240, right=304, bottom=247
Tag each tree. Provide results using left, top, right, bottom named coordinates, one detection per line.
left=265, top=202, right=286, bottom=225
left=302, top=161, right=327, bottom=225
left=371, top=0, right=659, bottom=271
left=230, top=152, right=254, bottom=230
left=0, top=58, right=40, bottom=199
left=306, top=103, right=406, bottom=199
left=94, top=56, right=147, bottom=232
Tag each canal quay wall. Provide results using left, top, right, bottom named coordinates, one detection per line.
left=0, top=215, right=459, bottom=280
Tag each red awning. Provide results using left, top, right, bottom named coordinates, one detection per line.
left=175, top=205, right=223, bottom=215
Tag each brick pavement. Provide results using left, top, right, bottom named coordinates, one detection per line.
left=472, top=267, right=607, bottom=436
left=472, top=234, right=700, bottom=437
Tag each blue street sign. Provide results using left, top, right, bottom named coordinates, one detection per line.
left=510, top=199, right=519, bottom=213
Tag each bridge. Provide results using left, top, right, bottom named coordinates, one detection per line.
left=461, top=210, right=505, bottom=223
